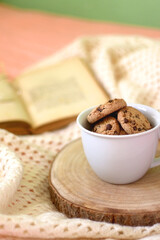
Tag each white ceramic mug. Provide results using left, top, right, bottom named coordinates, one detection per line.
left=77, top=103, right=160, bottom=184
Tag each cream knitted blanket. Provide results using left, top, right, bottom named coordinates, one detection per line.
left=0, top=35, right=160, bottom=240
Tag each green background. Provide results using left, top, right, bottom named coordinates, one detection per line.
left=1, top=0, right=160, bottom=29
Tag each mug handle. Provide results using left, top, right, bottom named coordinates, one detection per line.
left=151, top=156, right=160, bottom=168
left=151, top=127, right=160, bottom=168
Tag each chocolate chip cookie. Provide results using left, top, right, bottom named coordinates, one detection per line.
left=117, top=106, right=152, bottom=134
left=93, top=116, right=120, bottom=135
left=87, top=99, right=127, bottom=124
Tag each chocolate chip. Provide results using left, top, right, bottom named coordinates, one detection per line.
left=133, top=126, right=137, bottom=131
left=97, top=107, right=103, bottom=112
left=136, top=114, right=140, bottom=119
left=124, top=118, right=128, bottom=123
left=106, top=124, right=112, bottom=130
left=108, top=100, right=113, bottom=103
left=124, top=110, right=127, bottom=113
left=138, top=128, right=141, bottom=131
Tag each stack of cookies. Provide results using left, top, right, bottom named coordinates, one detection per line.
left=87, top=99, right=152, bottom=135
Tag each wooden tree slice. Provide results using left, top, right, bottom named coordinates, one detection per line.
left=49, top=139, right=160, bottom=226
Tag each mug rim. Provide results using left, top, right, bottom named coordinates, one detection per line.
left=77, top=103, right=160, bottom=139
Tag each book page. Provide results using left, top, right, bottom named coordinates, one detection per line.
left=0, top=76, right=31, bottom=124
left=16, top=58, right=108, bottom=128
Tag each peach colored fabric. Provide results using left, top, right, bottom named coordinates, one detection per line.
left=0, top=4, right=160, bottom=78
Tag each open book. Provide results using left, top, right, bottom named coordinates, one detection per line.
left=0, top=57, right=109, bottom=135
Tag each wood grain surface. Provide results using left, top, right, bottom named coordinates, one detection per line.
left=49, top=138, right=160, bottom=226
